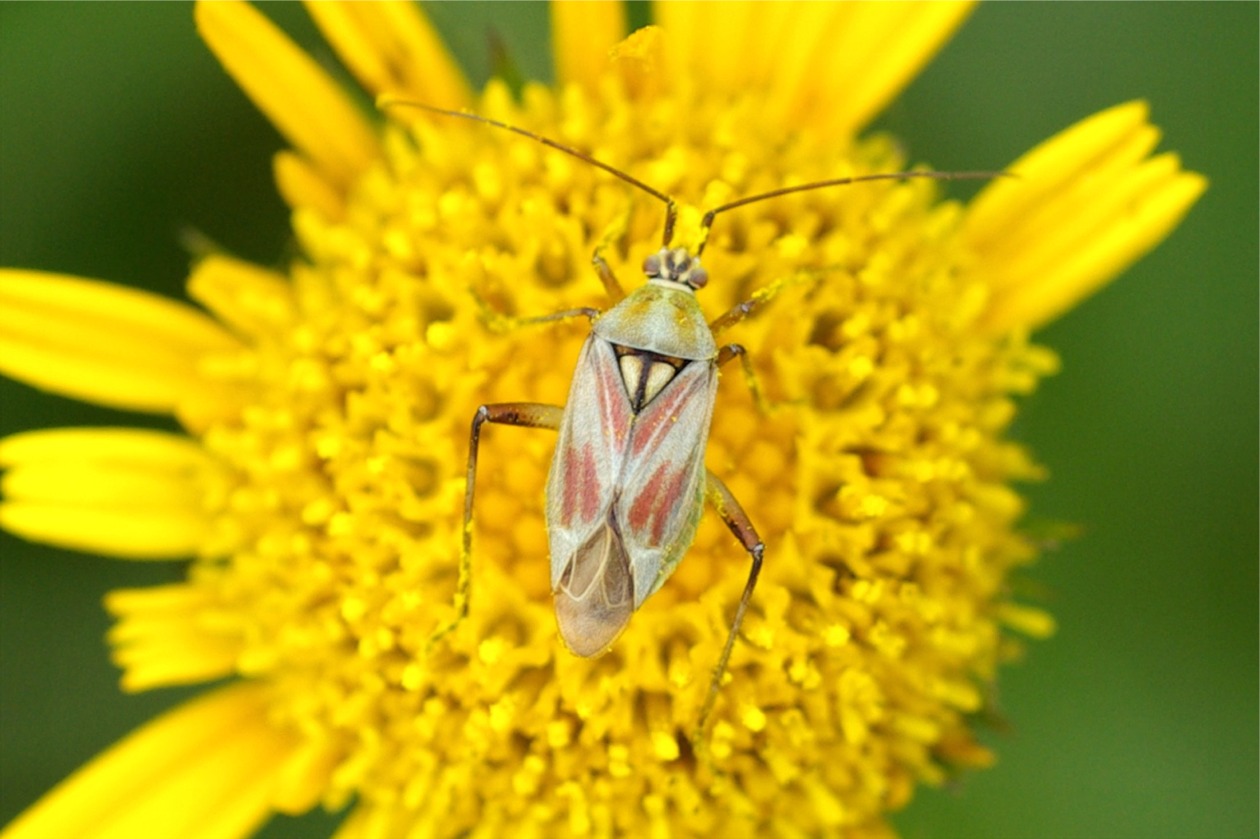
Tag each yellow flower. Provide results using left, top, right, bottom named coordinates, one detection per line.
left=0, top=2, right=1204, bottom=838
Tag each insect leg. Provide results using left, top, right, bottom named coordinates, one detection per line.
left=696, top=469, right=765, bottom=738
left=708, top=280, right=786, bottom=334
left=589, top=200, right=637, bottom=304
left=710, top=266, right=831, bottom=335
left=475, top=292, right=599, bottom=335
left=513, top=307, right=600, bottom=328
left=428, top=402, right=564, bottom=650
left=592, top=250, right=626, bottom=302
left=716, top=343, right=768, bottom=412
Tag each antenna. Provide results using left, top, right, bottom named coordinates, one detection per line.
left=378, top=96, right=680, bottom=246
left=696, top=171, right=1009, bottom=255
left=378, top=96, right=1008, bottom=255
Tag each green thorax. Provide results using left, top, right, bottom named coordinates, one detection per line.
left=593, top=283, right=717, bottom=361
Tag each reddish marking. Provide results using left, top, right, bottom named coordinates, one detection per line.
left=595, top=352, right=630, bottom=446
left=560, top=443, right=600, bottom=526
left=627, top=460, right=688, bottom=545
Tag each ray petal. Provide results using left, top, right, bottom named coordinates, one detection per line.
left=195, top=0, right=379, bottom=191
left=551, top=1, right=627, bottom=88
left=2, top=683, right=301, bottom=839
left=966, top=101, right=1207, bottom=332
left=657, top=1, right=835, bottom=100
left=106, top=584, right=241, bottom=691
left=657, top=1, right=973, bottom=137
left=305, top=1, right=471, bottom=107
left=0, top=270, right=236, bottom=413
left=814, top=1, right=975, bottom=137
left=273, top=150, right=345, bottom=218
left=186, top=254, right=295, bottom=339
left=0, top=427, right=216, bottom=559
left=0, top=426, right=209, bottom=468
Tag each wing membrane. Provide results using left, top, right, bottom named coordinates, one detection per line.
left=553, top=523, right=635, bottom=656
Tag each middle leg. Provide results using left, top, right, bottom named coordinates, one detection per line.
left=716, top=343, right=767, bottom=412
left=429, top=402, right=563, bottom=649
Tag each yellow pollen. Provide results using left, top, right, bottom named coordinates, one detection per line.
left=650, top=731, right=680, bottom=761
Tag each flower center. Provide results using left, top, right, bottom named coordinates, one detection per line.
left=201, top=74, right=1050, bottom=829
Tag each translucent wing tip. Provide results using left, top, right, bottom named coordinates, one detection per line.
left=555, top=589, right=633, bottom=657
left=553, top=524, right=637, bottom=657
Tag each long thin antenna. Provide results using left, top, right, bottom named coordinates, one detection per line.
left=696, top=170, right=1010, bottom=256
left=378, top=95, right=680, bottom=246
left=378, top=96, right=1008, bottom=258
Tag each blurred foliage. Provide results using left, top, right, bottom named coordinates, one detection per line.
left=1, top=4, right=1255, bottom=838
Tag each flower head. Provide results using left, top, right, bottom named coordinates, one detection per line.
left=0, top=3, right=1204, bottom=838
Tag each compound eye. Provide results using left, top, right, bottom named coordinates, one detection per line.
left=688, top=267, right=709, bottom=289
left=643, top=253, right=662, bottom=277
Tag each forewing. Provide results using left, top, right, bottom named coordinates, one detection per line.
left=545, top=336, right=633, bottom=590
left=615, top=360, right=718, bottom=606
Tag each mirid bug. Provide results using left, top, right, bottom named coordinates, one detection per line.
left=385, top=97, right=1001, bottom=731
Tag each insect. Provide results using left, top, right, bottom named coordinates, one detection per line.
left=388, top=97, right=999, bottom=729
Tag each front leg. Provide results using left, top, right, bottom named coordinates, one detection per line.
left=429, top=402, right=564, bottom=649
left=475, top=295, right=599, bottom=335
left=716, top=343, right=767, bottom=412
left=592, top=250, right=625, bottom=303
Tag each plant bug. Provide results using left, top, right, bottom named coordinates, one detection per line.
left=384, top=96, right=1002, bottom=731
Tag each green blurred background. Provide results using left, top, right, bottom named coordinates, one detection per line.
left=1, top=3, right=1255, bottom=837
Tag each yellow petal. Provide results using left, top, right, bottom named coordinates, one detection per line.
left=609, top=25, right=668, bottom=101
left=0, top=427, right=214, bottom=559
left=0, top=426, right=209, bottom=468
left=108, top=627, right=239, bottom=691
left=997, top=602, right=1057, bottom=639
left=331, top=804, right=418, bottom=839
left=973, top=122, right=1164, bottom=274
left=967, top=101, right=1154, bottom=246
left=270, top=739, right=341, bottom=816
left=551, top=1, right=627, bottom=87
left=273, top=150, right=345, bottom=218
left=733, top=3, right=835, bottom=103
left=106, top=584, right=240, bottom=691
left=0, top=270, right=236, bottom=413
left=331, top=805, right=381, bottom=839
left=1, top=683, right=301, bottom=839
left=186, top=254, right=295, bottom=339
left=812, top=1, right=974, bottom=137
left=305, top=0, right=470, bottom=107
left=657, top=2, right=835, bottom=99
left=966, top=101, right=1208, bottom=331
left=657, top=1, right=973, bottom=136
left=195, top=0, right=379, bottom=190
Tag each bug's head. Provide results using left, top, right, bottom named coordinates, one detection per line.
left=643, top=247, right=708, bottom=291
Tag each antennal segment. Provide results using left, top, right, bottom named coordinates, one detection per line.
left=696, top=170, right=1011, bottom=256
left=377, top=95, right=680, bottom=246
